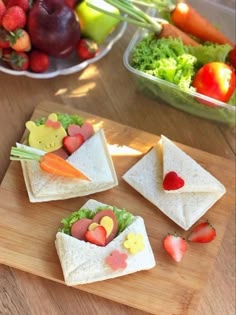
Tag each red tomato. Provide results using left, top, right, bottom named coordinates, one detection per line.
left=192, top=62, right=235, bottom=106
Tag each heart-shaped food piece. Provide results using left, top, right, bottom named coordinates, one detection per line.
left=85, top=225, right=107, bottom=246
left=63, top=133, right=85, bottom=154
left=92, top=209, right=118, bottom=244
left=163, top=171, right=185, bottom=191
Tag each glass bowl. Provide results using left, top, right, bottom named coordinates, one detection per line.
left=123, top=0, right=235, bottom=126
left=0, top=21, right=127, bottom=79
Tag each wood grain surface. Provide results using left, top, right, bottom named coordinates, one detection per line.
left=0, top=101, right=235, bottom=315
left=0, top=1, right=235, bottom=314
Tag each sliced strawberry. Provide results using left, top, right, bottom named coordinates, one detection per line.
left=187, top=221, right=216, bottom=243
left=63, top=133, right=85, bottom=155
left=163, top=233, right=187, bottom=262
left=85, top=225, right=107, bottom=246
left=163, top=171, right=185, bottom=191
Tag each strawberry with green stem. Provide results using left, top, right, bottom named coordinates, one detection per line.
left=163, top=232, right=187, bottom=262
left=76, top=38, right=98, bottom=60
left=8, top=28, right=31, bottom=51
left=188, top=221, right=216, bottom=243
left=4, top=50, right=29, bottom=70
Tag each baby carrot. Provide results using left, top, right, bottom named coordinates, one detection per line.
left=170, top=2, right=234, bottom=47
left=10, top=147, right=90, bottom=180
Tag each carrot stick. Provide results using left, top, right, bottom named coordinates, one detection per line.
left=10, top=147, right=90, bottom=180
left=158, top=22, right=199, bottom=46
left=170, top=2, right=234, bottom=47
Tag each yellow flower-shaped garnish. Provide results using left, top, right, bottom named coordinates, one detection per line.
left=123, top=233, right=144, bottom=254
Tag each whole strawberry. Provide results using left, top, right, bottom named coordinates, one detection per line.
left=0, top=0, right=6, bottom=26
left=2, top=5, right=26, bottom=31
left=0, top=27, right=9, bottom=48
left=6, top=0, right=31, bottom=12
left=76, top=38, right=98, bottom=60
left=29, top=50, right=50, bottom=73
left=163, top=233, right=187, bottom=262
left=4, top=50, right=29, bottom=70
left=187, top=221, right=216, bottom=243
left=64, top=0, right=76, bottom=9
left=8, top=28, right=31, bottom=51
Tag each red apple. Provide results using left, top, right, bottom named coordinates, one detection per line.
left=27, top=0, right=80, bottom=58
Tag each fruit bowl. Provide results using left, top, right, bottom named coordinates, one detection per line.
left=0, top=20, right=127, bottom=79
left=123, top=0, right=236, bottom=126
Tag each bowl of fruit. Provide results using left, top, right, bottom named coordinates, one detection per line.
left=95, top=0, right=235, bottom=126
left=0, top=0, right=127, bottom=78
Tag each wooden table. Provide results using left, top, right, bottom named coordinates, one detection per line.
left=0, top=1, right=235, bottom=314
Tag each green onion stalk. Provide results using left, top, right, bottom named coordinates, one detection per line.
left=87, top=0, right=168, bottom=34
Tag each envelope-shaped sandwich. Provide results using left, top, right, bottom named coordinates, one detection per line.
left=123, top=135, right=226, bottom=230
left=55, top=199, right=156, bottom=286
left=15, top=113, right=118, bottom=202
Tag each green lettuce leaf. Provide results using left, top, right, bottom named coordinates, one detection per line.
left=35, top=112, right=84, bottom=130
left=132, top=35, right=232, bottom=93
left=59, top=206, right=134, bottom=236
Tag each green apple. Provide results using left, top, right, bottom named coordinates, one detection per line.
left=75, top=0, right=120, bottom=45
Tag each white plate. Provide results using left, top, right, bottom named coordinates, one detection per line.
left=0, top=21, right=127, bottom=79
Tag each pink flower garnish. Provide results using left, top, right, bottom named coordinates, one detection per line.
left=45, top=119, right=61, bottom=129
left=105, top=250, right=128, bottom=271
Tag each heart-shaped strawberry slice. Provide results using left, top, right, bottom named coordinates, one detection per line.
left=85, top=225, right=107, bottom=246
left=63, top=133, right=85, bottom=154
left=163, top=171, right=185, bottom=191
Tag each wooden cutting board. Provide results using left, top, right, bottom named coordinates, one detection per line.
left=0, top=101, right=235, bottom=315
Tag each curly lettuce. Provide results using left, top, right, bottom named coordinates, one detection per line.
left=132, top=35, right=232, bottom=93
left=59, top=206, right=134, bottom=236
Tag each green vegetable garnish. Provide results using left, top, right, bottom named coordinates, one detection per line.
left=59, top=206, right=134, bottom=235
left=35, top=112, right=84, bottom=130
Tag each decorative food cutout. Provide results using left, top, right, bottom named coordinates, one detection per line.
left=123, top=233, right=145, bottom=254
left=105, top=250, right=128, bottom=271
left=163, top=171, right=185, bottom=191
left=26, top=113, right=67, bottom=152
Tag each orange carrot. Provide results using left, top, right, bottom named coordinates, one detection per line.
left=39, top=152, right=90, bottom=180
left=10, top=147, right=90, bottom=180
left=158, top=23, right=199, bottom=46
left=170, top=2, right=234, bottom=47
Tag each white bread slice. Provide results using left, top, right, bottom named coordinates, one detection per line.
left=161, top=135, right=226, bottom=193
left=18, top=129, right=118, bottom=202
left=55, top=199, right=156, bottom=286
left=122, top=144, right=226, bottom=230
